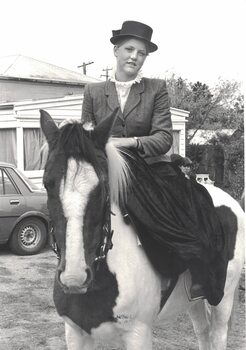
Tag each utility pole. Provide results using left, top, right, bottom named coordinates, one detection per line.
left=101, top=67, right=112, bottom=81
left=77, top=61, right=94, bottom=75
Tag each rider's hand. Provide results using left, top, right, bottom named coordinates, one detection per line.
left=109, top=137, right=138, bottom=149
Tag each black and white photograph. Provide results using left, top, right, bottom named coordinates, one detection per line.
left=0, top=0, right=244, bottom=349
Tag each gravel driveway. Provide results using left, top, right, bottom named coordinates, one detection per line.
left=0, top=246, right=245, bottom=349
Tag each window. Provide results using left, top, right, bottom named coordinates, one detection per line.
left=0, top=170, right=3, bottom=195
left=23, top=128, right=47, bottom=170
left=0, top=169, right=18, bottom=195
left=0, top=129, right=17, bottom=165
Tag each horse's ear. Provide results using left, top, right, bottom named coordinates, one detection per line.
left=92, top=107, right=119, bottom=148
left=40, top=109, right=59, bottom=146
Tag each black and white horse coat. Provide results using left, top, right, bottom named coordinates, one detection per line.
left=40, top=109, right=245, bottom=350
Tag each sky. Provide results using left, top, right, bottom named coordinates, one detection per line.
left=1, top=0, right=245, bottom=88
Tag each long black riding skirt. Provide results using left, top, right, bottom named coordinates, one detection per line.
left=122, top=151, right=228, bottom=306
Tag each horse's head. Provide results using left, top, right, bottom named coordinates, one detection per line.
left=40, top=109, right=128, bottom=294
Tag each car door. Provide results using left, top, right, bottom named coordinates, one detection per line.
left=0, top=168, right=26, bottom=243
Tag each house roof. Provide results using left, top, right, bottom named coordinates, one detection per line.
left=0, top=55, right=100, bottom=84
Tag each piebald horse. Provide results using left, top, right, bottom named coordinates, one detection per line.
left=40, top=109, right=244, bottom=350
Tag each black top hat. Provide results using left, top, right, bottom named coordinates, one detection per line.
left=110, top=20, right=158, bottom=53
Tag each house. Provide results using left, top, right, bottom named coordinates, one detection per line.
left=0, top=55, right=189, bottom=187
left=0, top=55, right=99, bottom=103
left=0, top=98, right=189, bottom=188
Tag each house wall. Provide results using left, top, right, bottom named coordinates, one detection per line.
left=0, top=96, right=189, bottom=188
left=0, top=79, right=84, bottom=103
left=170, top=107, right=189, bottom=157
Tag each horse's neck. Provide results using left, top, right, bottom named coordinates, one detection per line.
left=108, top=203, right=159, bottom=281
left=110, top=203, right=140, bottom=253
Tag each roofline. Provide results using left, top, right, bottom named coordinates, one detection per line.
left=0, top=75, right=90, bottom=86
left=0, top=104, right=14, bottom=110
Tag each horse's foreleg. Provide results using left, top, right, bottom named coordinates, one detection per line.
left=123, top=320, right=152, bottom=350
left=63, top=317, right=95, bottom=350
left=188, top=300, right=212, bottom=350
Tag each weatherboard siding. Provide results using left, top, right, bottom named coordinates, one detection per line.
left=0, top=78, right=85, bottom=103
left=0, top=96, right=189, bottom=188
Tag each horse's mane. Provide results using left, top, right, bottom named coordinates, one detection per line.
left=105, top=141, right=132, bottom=205
left=59, top=122, right=95, bottom=163
left=57, top=120, right=132, bottom=206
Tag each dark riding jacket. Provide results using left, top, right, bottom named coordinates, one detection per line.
left=81, top=78, right=173, bottom=164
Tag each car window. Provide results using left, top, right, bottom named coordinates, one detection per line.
left=0, top=169, right=18, bottom=195
left=18, top=171, right=40, bottom=190
left=0, top=170, right=3, bottom=195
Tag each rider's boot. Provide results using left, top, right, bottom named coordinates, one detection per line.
left=189, top=261, right=205, bottom=301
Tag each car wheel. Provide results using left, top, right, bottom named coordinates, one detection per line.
left=9, top=218, right=47, bottom=255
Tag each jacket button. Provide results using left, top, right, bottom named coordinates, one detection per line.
left=122, top=132, right=126, bottom=137
left=122, top=121, right=125, bottom=127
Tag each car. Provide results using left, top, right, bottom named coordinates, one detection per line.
left=0, top=162, right=49, bottom=255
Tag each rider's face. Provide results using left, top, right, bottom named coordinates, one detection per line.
left=114, top=38, right=148, bottom=81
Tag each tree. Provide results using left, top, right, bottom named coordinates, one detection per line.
left=166, top=75, right=244, bottom=144
left=165, top=74, right=191, bottom=111
left=166, top=75, right=244, bottom=199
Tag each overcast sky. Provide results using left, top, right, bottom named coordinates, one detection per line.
left=1, top=0, right=245, bottom=88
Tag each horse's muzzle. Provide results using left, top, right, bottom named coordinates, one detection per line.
left=57, top=267, right=93, bottom=294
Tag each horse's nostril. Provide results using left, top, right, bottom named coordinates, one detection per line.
left=58, top=266, right=93, bottom=290
left=85, top=267, right=93, bottom=285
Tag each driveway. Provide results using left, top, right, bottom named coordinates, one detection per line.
left=0, top=246, right=245, bottom=349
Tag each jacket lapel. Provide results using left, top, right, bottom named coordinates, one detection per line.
left=105, top=79, right=145, bottom=121
left=123, top=79, right=144, bottom=119
left=104, top=81, right=123, bottom=120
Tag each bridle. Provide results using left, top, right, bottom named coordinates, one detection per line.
left=49, top=223, right=60, bottom=260
left=48, top=128, right=114, bottom=268
left=94, top=192, right=114, bottom=268
left=49, top=185, right=114, bottom=269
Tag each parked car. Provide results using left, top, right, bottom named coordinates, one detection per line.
left=0, top=162, right=49, bottom=255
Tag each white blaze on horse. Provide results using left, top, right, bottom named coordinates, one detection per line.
left=40, top=109, right=244, bottom=350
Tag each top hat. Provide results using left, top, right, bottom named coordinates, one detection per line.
left=110, top=20, right=158, bottom=53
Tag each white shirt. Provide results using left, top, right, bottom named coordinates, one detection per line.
left=110, top=68, right=142, bottom=112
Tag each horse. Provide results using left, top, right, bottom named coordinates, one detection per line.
left=40, top=109, right=245, bottom=350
